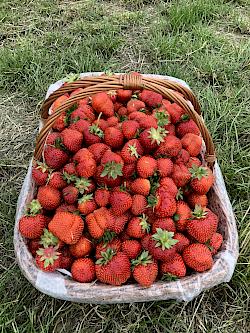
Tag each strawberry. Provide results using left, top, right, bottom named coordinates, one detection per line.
left=148, top=229, right=178, bottom=261
left=114, top=101, right=123, bottom=112
left=174, top=149, right=190, bottom=165
left=164, top=103, right=185, bottom=124
left=46, top=132, right=61, bottom=145
left=160, top=253, right=186, bottom=277
left=110, top=190, right=132, bottom=216
left=60, top=128, right=83, bottom=153
left=127, top=99, right=145, bottom=114
left=182, top=243, right=213, bottom=272
left=44, top=145, right=69, bottom=170
left=100, top=150, right=124, bottom=178
left=104, top=127, right=124, bottom=149
left=121, top=120, right=139, bottom=140
left=78, top=194, right=97, bottom=215
left=95, top=238, right=121, bottom=259
left=32, top=162, right=49, bottom=185
left=59, top=247, right=73, bottom=270
left=186, top=157, right=202, bottom=169
left=19, top=200, right=47, bottom=239
left=173, top=201, right=192, bottom=231
left=95, top=165, right=122, bottom=188
left=173, top=233, right=190, bottom=253
left=69, top=236, right=93, bottom=257
left=86, top=212, right=104, bottom=239
left=70, top=107, right=86, bottom=122
left=95, top=249, right=131, bottom=286
left=69, top=119, right=90, bottom=133
left=52, top=112, right=67, bottom=131
left=78, top=96, right=90, bottom=106
left=122, top=240, right=142, bottom=259
left=157, top=158, right=173, bottom=177
left=94, top=188, right=110, bottom=207
left=148, top=189, right=176, bottom=218
left=48, top=212, right=84, bottom=245
left=92, top=92, right=114, bottom=117
left=152, top=218, right=176, bottom=234
left=71, top=258, right=96, bottom=282
left=36, top=246, right=61, bottom=272
left=172, top=164, right=191, bottom=187
left=108, top=213, right=129, bottom=234
left=159, top=177, right=178, bottom=197
left=187, top=193, right=208, bottom=208
left=82, top=123, right=103, bottom=146
left=73, top=147, right=94, bottom=163
left=88, top=143, right=110, bottom=163
left=80, top=105, right=96, bottom=122
left=141, top=234, right=151, bottom=251
left=139, top=90, right=162, bottom=108
left=56, top=203, right=78, bottom=214
left=190, top=165, right=214, bottom=194
left=28, top=238, right=42, bottom=257
left=122, top=163, right=136, bottom=179
left=176, top=117, right=200, bottom=138
left=39, top=228, right=61, bottom=248
left=129, top=111, right=147, bottom=121
left=139, top=127, right=167, bottom=151
left=164, top=123, right=176, bottom=136
left=132, top=251, right=158, bottom=287
left=75, top=177, right=93, bottom=194
left=130, top=178, right=150, bottom=196
left=117, top=106, right=128, bottom=117
left=186, top=205, right=218, bottom=243
left=154, top=135, right=182, bottom=157
left=107, top=116, right=119, bottom=127
left=107, top=90, right=117, bottom=103
left=117, top=89, right=132, bottom=103
left=92, top=118, right=108, bottom=131
left=131, top=194, right=147, bottom=215
left=126, top=214, right=150, bottom=238
left=37, top=185, right=61, bottom=210
left=138, top=115, right=158, bottom=129
left=48, top=172, right=67, bottom=189
left=76, top=158, right=96, bottom=178
left=207, top=232, right=223, bottom=255
left=137, top=156, right=157, bottom=178
left=181, top=133, right=202, bottom=157
left=121, top=139, right=144, bottom=164
left=62, top=185, right=78, bottom=204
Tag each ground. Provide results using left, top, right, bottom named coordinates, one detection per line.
left=0, top=0, right=249, bottom=332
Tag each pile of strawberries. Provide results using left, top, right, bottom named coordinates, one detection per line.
left=19, top=82, right=223, bottom=287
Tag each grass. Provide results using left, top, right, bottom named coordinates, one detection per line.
left=0, top=0, right=249, bottom=332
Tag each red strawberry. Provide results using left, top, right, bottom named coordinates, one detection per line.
left=138, top=115, right=158, bottom=129
left=101, top=149, right=124, bottom=167
left=19, top=200, right=47, bottom=239
left=86, top=212, right=104, bottom=239
left=157, top=158, right=173, bottom=177
left=129, top=111, right=147, bottom=121
left=187, top=193, right=208, bottom=208
left=46, top=132, right=61, bottom=145
left=139, top=127, right=167, bottom=151
left=107, top=90, right=117, bottom=103
left=95, top=165, right=122, bottom=188
left=44, top=145, right=69, bottom=170
left=122, top=240, right=142, bottom=259
left=152, top=218, right=176, bottom=234
left=126, top=214, right=150, bottom=238
left=174, top=149, right=190, bottom=165
left=79, top=105, right=96, bottom=122
left=117, top=106, right=128, bottom=117
left=104, top=127, right=124, bottom=149
left=107, top=116, right=119, bottom=127
left=207, top=232, right=223, bottom=255
left=92, top=118, right=108, bottom=131
left=56, top=203, right=77, bottom=214
left=141, top=234, right=151, bottom=251
left=69, top=119, right=90, bottom=133
left=36, top=246, right=61, bottom=272
left=114, top=101, right=123, bottom=112
left=50, top=94, right=69, bottom=113
left=71, top=258, right=95, bottom=282
left=190, top=165, right=214, bottom=194
left=28, top=239, right=41, bottom=257
left=172, top=164, right=191, bottom=187
left=48, top=172, right=67, bottom=189
left=108, top=213, right=129, bottom=234
left=92, top=92, right=114, bottom=117
left=82, top=123, right=103, bottom=146
left=59, top=247, right=73, bottom=270
left=88, top=143, right=110, bottom=163
left=121, top=139, right=143, bottom=164
left=37, top=185, right=61, bottom=210
left=132, top=251, right=158, bottom=287
left=160, top=253, right=186, bottom=277
left=186, top=157, right=202, bottom=169
left=173, top=201, right=192, bottom=231
left=148, top=189, right=176, bottom=218
left=181, top=133, right=202, bottom=157
left=154, top=135, right=182, bottom=157
left=69, top=236, right=93, bottom=257
left=164, top=103, right=185, bottom=124
left=182, top=243, right=213, bottom=272
left=164, top=123, right=176, bottom=135
left=32, top=162, right=49, bottom=185
left=176, top=117, right=200, bottom=138
left=131, top=195, right=147, bottom=215
left=137, top=156, right=157, bottom=178
left=76, top=158, right=96, bottom=178
left=159, top=177, right=178, bottom=197
left=95, top=249, right=131, bottom=286
left=94, top=188, right=110, bottom=207
left=110, top=190, right=132, bottom=216
left=186, top=205, right=218, bottom=243
left=60, top=128, right=83, bottom=153
left=117, top=89, right=132, bottom=103
left=130, top=178, right=151, bottom=196
left=78, top=194, right=97, bottom=215
left=48, top=212, right=84, bottom=245
left=127, top=99, right=145, bottom=114
left=95, top=238, right=121, bottom=259
left=148, top=229, right=178, bottom=261
left=122, top=163, right=136, bottom=179
left=121, top=120, right=139, bottom=140
left=173, top=233, right=190, bottom=253
left=139, top=90, right=163, bottom=108
left=62, top=185, right=78, bottom=204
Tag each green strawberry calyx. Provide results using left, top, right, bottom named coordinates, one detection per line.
left=152, top=228, right=178, bottom=250
left=101, top=162, right=123, bottom=179
left=78, top=193, right=93, bottom=204
left=139, top=214, right=150, bottom=233
left=63, top=171, right=77, bottom=184
left=75, top=177, right=91, bottom=194
left=131, top=250, right=153, bottom=269
left=148, top=127, right=168, bottom=145
left=26, top=199, right=42, bottom=216
left=180, top=114, right=190, bottom=122
left=176, top=188, right=184, bottom=200
left=39, top=229, right=59, bottom=248
left=89, top=124, right=104, bottom=138
left=154, top=111, right=169, bottom=127
left=128, top=143, right=140, bottom=158
left=98, top=231, right=117, bottom=246
left=96, top=248, right=116, bottom=265
left=63, top=73, right=81, bottom=83
left=36, top=246, right=60, bottom=268
left=192, top=205, right=208, bottom=219
left=161, top=273, right=178, bottom=281
left=189, top=165, right=209, bottom=180
left=147, top=194, right=158, bottom=209
left=35, top=161, right=50, bottom=173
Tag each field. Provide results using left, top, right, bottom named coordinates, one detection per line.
left=0, top=0, right=249, bottom=332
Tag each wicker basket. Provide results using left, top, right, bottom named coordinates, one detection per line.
left=14, top=73, right=239, bottom=303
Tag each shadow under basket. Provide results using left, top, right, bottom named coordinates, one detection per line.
left=14, top=73, right=239, bottom=304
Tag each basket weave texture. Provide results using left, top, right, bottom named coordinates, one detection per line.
left=14, top=73, right=239, bottom=303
